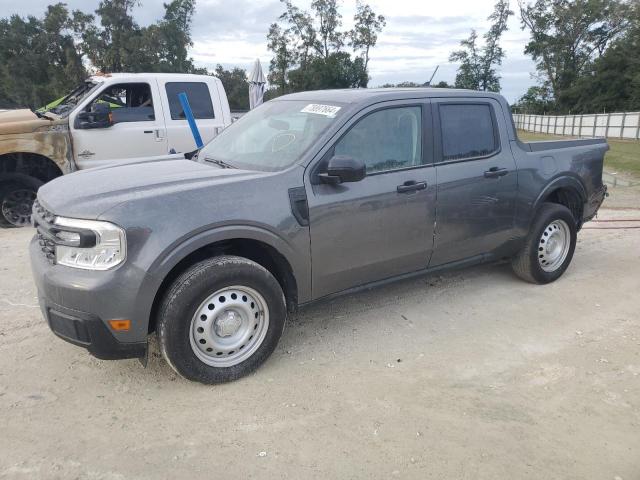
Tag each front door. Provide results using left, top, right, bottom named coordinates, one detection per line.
left=306, top=102, right=437, bottom=299
left=71, top=80, right=168, bottom=169
left=429, top=99, right=518, bottom=266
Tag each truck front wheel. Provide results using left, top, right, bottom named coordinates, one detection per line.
left=0, top=174, right=43, bottom=228
left=157, top=256, right=287, bottom=384
left=511, top=202, right=577, bottom=284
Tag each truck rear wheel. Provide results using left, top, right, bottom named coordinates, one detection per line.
left=511, top=202, right=577, bottom=284
left=157, top=256, right=287, bottom=384
left=0, top=174, right=43, bottom=228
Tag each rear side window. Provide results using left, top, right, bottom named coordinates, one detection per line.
left=165, top=82, right=215, bottom=120
left=439, top=104, right=498, bottom=161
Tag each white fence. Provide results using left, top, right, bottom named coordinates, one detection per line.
left=513, top=112, right=640, bottom=140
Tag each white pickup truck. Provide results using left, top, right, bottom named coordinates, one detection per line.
left=0, top=73, right=232, bottom=227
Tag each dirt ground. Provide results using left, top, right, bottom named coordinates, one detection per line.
left=1, top=188, right=639, bottom=480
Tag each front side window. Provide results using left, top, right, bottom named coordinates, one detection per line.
left=334, top=106, right=423, bottom=174
left=439, top=104, right=498, bottom=161
left=165, top=82, right=215, bottom=120
left=88, top=83, right=155, bottom=123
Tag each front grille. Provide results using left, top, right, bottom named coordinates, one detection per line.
left=32, top=200, right=57, bottom=264
left=32, top=200, right=56, bottom=225
left=37, top=232, right=56, bottom=263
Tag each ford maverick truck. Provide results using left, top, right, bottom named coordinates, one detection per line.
left=0, top=73, right=231, bottom=227
left=30, top=88, right=608, bottom=384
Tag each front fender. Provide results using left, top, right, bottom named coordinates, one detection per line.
left=132, top=224, right=310, bottom=330
left=0, top=131, right=74, bottom=174
left=149, top=224, right=302, bottom=280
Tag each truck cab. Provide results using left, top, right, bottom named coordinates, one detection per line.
left=0, top=73, right=231, bottom=227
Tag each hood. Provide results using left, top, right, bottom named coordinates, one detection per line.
left=38, top=159, right=263, bottom=219
left=0, top=109, right=52, bottom=135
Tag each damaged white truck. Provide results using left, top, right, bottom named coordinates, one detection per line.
left=0, top=73, right=232, bottom=227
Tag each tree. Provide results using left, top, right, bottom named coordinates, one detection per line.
left=0, top=3, right=86, bottom=108
left=78, top=0, right=141, bottom=72
left=214, top=65, right=249, bottom=111
left=311, top=0, right=344, bottom=58
left=380, top=80, right=452, bottom=88
left=152, top=0, right=199, bottom=73
left=303, top=52, right=367, bottom=89
left=277, top=1, right=315, bottom=91
left=78, top=0, right=199, bottom=74
left=266, top=0, right=385, bottom=95
left=449, top=0, right=513, bottom=92
left=449, top=30, right=481, bottom=90
left=519, top=0, right=629, bottom=109
left=559, top=1, right=640, bottom=113
left=350, top=1, right=386, bottom=72
left=512, top=84, right=555, bottom=114
left=0, top=0, right=203, bottom=108
left=267, top=22, right=296, bottom=95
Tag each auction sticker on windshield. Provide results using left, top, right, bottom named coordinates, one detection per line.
left=301, top=104, right=341, bottom=117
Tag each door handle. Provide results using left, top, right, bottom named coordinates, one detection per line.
left=484, top=167, right=509, bottom=178
left=397, top=181, right=427, bottom=193
left=143, top=130, right=153, bottom=134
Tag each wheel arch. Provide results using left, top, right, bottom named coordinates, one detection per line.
left=533, top=176, right=587, bottom=228
left=0, top=151, right=64, bottom=184
left=146, top=229, right=302, bottom=334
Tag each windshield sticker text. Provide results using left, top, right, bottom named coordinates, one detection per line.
left=301, top=104, right=341, bottom=117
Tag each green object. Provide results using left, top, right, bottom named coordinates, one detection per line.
left=37, top=96, right=64, bottom=112
left=37, top=97, right=121, bottom=113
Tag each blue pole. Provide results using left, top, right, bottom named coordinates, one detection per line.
left=178, top=92, right=204, bottom=149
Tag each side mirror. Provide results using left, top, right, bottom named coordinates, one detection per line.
left=76, top=103, right=113, bottom=129
left=318, top=155, right=366, bottom=185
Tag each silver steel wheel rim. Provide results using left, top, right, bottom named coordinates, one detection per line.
left=2, top=189, right=36, bottom=226
left=189, top=285, right=269, bottom=367
left=538, top=219, right=570, bottom=272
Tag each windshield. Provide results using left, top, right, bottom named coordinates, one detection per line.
left=199, top=100, right=345, bottom=172
left=45, top=81, right=100, bottom=117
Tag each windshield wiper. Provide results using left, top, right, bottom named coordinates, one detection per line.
left=203, top=157, right=236, bottom=169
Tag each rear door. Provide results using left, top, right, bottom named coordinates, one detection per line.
left=306, top=100, right=437, bottom=299
left=71, top=80, right=168, bottom=169
left=157, top=79, right=226, bottom=154
left=429, top=98, right=518, bottom=266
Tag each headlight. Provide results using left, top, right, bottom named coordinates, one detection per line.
left=53, top=217, right=126, bottom=270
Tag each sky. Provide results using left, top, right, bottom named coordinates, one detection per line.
left=6, top=0, right=539, bottom=102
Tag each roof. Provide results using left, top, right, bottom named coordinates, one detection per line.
left=87, top=73, right=221, bottom=83
left=277, top=87, right=506, bottom=105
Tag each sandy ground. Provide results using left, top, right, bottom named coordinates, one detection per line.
left=1, top=190, right=639, bottom=480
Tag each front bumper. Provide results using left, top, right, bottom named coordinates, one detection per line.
left=39, top=298, right=147, bottom=360
left=29, top=236, right=150, bottom=360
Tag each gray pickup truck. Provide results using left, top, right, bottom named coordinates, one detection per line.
left=29, top=88, right=608, bottom=384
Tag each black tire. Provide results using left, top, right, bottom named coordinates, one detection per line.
left=512, top=202, right=577, bottom=284
left=157, top=255, right=287, bottom=384
left=0, top=174, right=43, bottom=228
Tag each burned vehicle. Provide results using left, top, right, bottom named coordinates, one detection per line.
left=0, top=73, right=231, bottom=227
left=30, top=88, right=608, bottom=384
